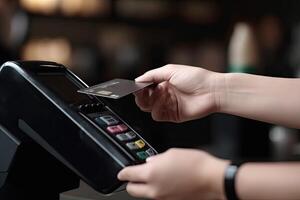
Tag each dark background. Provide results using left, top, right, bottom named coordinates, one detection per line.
left=1, top=0, right=300, bottom=161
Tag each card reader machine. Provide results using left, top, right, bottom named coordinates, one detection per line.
left=0, top=61, right=157, bottom=195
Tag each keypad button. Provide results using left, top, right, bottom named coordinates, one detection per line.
left=116, top=124, right=128, bottom=132
left=106, top=124, right=128, bottom=134
left=95, top=117, right=106, bottom=126
left=124, top=131, right=136, bottom=140
left=136, top=151, right=148, bottom=160
left=135, top=140, right=146, bottom=149
left=78, top=104, right=91, bottom=112
left=146, top=148, right=156, bottom=156
left=98, top=115, right=119, bottom=126
left=78, top=104, right=84, bottom=110
left=126, top=142, right=139, bottom=150
left=116, top=133, right=130, bottom=141
left=107, top=126, right=121, bottom=134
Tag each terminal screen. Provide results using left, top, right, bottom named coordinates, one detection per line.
left=38, top=73, right=92, bottom=104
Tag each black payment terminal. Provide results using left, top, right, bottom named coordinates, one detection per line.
left=0, top=61, right=157, bottom=194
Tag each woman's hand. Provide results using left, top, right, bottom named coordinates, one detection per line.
left=118, top=148, right=229, bottom=200
left=134, top=64, right=222, bottom=122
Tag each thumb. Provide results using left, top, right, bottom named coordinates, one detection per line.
left=135, top=65, right=175, bottom=83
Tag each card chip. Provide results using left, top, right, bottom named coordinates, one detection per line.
left=96, top=90, right=112, bottom=96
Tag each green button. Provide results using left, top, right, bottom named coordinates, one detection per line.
left=136, top=151, right=148, bottom=160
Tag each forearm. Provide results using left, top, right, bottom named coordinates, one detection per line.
left=216, top=73, right=300, bottom=128
left=236, top=162, right=300, bottom=200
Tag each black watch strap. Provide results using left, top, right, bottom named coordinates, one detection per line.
left=224, top=162, right=242, bottom=200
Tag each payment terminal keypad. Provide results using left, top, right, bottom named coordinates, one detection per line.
left=145, top=148, right=156, bottom=156
left=124, top=131, right=136, bottom=140
left=81, top=104, right=156, bottom=161
left=106, top=124, right=128, bottom=134
left=98, top=115, right=119, bottom=126
left=126, top=142, right=140, bottom=150
left=116, top=132, right=136, bottom=142
left=136, top=151, right=149, bottom=160
left=134, top=140, right=146, bottom=149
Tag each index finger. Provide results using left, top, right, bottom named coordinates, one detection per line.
left=135, top=65, right=175, bottom=83
left=118, top=163, right=149, bottom=183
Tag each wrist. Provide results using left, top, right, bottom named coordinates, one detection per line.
left=205, top=158, right=230, bottom=199
left=211, top=72, right=227, bottom=113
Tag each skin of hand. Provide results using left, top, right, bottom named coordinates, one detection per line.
left=236, top=162, right=300, bottom=200
left=136, top=64, right=300, bottom=128
left=220, top=73, right=300, bottom=129
left=128, top=64, right=300, bottom=200
left=134, top=64, right=220, bottom=123
left=118, top=148, right=229, bottom=200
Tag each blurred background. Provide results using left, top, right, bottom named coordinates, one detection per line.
left=1, top=0, right=300, bottom=182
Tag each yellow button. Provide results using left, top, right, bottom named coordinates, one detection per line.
left=134, top=140, right=145, bottom=149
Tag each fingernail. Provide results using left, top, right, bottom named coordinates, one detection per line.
left=117, top=171, right=123, bottom=179
left=135, top=76, right=143, bottom=82
left=146, top=157, right=153, bottom=162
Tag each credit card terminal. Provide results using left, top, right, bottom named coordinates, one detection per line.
left=0, top=61, right=157, bottom=194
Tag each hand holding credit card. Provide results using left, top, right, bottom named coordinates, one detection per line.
left=77, top=78, right=153, bottom=99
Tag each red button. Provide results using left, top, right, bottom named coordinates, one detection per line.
left=106, top=124, right=128, bottom=134
left=107, top=126, right=120, bottom=134
left=117, top=124, right=128, bottom=132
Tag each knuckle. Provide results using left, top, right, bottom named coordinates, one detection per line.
left=167, top=148, right=176, bottom=153
left=164, top=64, right=175, bottom=70
left=166, top=148, right=179, bottom=156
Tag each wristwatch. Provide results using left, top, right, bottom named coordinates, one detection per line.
left=224, top=162, right=242, bottom=200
